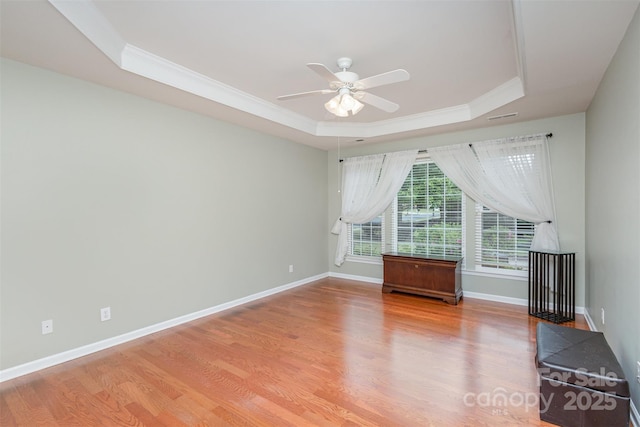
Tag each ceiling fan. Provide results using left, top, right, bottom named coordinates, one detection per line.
left=277, top=57, right=410, bottom=117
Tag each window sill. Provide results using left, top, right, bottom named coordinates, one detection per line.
left=344, top=257, right=529, bottom=282
left=462, top=268, right=528, bottom=282
left=345, top=255, right=383, bottom=265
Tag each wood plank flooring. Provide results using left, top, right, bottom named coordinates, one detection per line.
left=1, top=277, right=590, bottom=426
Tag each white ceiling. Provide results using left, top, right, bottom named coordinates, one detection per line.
left=1, top=0, right=638, bottom=150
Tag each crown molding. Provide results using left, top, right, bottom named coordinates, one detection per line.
left=49, top=0, right=126, bottom=66
left=120, top=43, right=320, bottom=135
left=468, top=77, right=524, bottom=118
left=48, top=0, right=525, bottom=140
left=314, top=77, right=524, bottom=138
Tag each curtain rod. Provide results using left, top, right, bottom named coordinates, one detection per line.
left=338, top=133, right=553, bottom=162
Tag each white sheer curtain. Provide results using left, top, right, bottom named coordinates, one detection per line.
left=331, top=149, right=418, bottom=266
left=428, top=134, right=559, bottom=251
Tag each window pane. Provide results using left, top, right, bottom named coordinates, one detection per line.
left=476, top=207, right=534, bottom=271
left=394, top=160, right=464, bottom=258
left=349, top=215, right=383, bottom=257
left=347, top=158, right=464, bottom=262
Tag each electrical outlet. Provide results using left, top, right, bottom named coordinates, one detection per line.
left=601, top=308, right=605, bottom=325
left=100, top=307, right=111, bottom=322
left=42, top=319, right=53, bottom=335
left=289, top=264, right=294, bottom=273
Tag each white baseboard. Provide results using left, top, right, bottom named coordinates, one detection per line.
left=328, top=271, right=382, bottom=284
left=2, top=272, right=635, bottom=425
left=0, top=273, right=328, bottom=383
left=327, top=273, right=588, bottom=315
left=632, top=403, right=640, bottom=427
left=462, top=290, right=585, bottom=315
left=583, top=308, right=597, bottom=331
left=463, top=290, right=530, bottom=307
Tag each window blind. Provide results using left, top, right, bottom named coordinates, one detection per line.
left=474, top=204, right=534, bottom=272
left=391, top=159, right=464, bottom=257
left=348, top=215, right=384, bottom=257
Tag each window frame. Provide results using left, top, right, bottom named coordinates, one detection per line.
left=390, top=157, right=465, bottom=259
left=343, top=156, right=539, bottom=278
left=473, top=204, right=535, bottom=277
left=345, top=155, right=465, bottom=264
left=345, top=214, right=385, bottom=264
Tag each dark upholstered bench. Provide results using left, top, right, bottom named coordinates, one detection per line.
left=535, top=323, right=630, bottom=427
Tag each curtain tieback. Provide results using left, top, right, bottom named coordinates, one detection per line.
left=331, top=218, right=343, bottom=235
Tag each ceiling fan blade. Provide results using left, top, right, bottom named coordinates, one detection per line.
left=354, top=69, right=410, bottom=90
left=355, top=92, right=400, bottom=113
left=277, top=89, right=335, bottom=100
left=307, top=63, right=341, bottom=84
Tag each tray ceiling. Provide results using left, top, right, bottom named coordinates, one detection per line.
left=1, top=0, right=638, bottom=149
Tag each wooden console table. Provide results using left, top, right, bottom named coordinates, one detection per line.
left=382, top=252, right=463, bottom=304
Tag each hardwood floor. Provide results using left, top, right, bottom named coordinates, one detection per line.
left=1, top=277, right=590, bottom=426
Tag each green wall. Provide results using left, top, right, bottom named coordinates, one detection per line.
left=0, top=58, right=328, bottom=370
left=585, top=4, right=640, bottom=411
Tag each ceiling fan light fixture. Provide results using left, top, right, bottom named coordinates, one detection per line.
left=325, top=90, right=364, bottom=117
left=341, top=93, right=357, bottom=110
left=350, top=98, right=364, bottom=115
left=325, top=95, right=347, bottom=117
left=280, top=57, right=409, bottom=118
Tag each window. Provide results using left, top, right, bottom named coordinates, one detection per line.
left=346, top=158, right=539, bottom=275
left=348, top=215, right=384, bottom=258
left=475, top=205, right=534, bottom=274
left=342, top=135, right=552, bottom=277
left=392, top=160, right=464, bottom=257
left=347, top=159, right=464, bottom=261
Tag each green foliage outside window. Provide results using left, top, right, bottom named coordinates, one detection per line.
left=352, top=242, right=383, bottom=257
left=397, top=223, right=463, bottom=257
left=480, top=223, right=533, bottom=270
left=396, top=162, right=463, bottom=258
left=351, top=221, right=382, bottom=257
left=348, top=160, right=464, bottom=260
